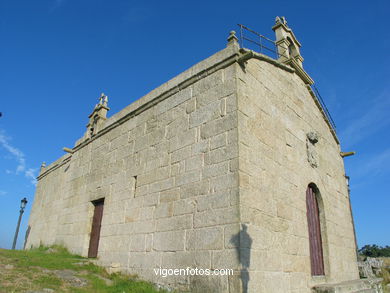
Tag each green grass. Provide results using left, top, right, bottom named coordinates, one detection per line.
left=0, top=246, right=170, bottom=293
left=1, top=245, right=84, bottom=270
left=33, top=275, right=62, bottom=287
left=380, top=258, right=390, bottom=293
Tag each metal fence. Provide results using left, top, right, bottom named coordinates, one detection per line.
left=311, top=85, right=337, bottom=131
left=237, top=24, right=287, bottom=59
left=237, top=24, right=337, bottom=132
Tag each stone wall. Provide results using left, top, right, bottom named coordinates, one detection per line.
left=26, top=45, right=242, bottom=292
left=236, top=56, right=359, bottom=292
left=26, top=39, right=360, bottom=292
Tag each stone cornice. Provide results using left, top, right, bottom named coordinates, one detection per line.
left=37, top=154, right=72, bottom=180
left=284, top=58, right=314, bottom=85
left=238, top=49, right=295, bottom=73
left=71, top=48, right=241, bottom=154
left=39, top=45, right=339, bottom=179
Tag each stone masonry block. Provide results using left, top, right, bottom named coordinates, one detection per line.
left=200, top=112, right=237, bottom=139
left=128, top=251, right=161, bottom=269
left=212, top=249, right=240, bottom=269
left=171, top=146, right=191, bottom=163
left=180, top=180, right=209, bottom=199
left=209, top=173, right=238, bottom=192
left=175, top=170, right=201, bottom=187
left=192, top=70, right=223, bottom=98
left=156, top=214, right=193, bottom=232
left=169, top=129, right=197, bottom=152
left=196, top=192, right=230, bottom=212
left=167, top=115, right=188, bottom=139
left=192, top=140, right=209, bottom=155
left=162, top=251, right=211, bottom=268
left=160, top=188, right=180, bottom=203
left=210, top=132, right=226, bottom=150
left=186, top=227, right=224, bottom=250
left=173, top=198, right=196, bottom=215
left=156, top=86, right=192, bottom=115
left=129, top=234, right=146, bottom=252
left=185, top=154, right=203, bottom=171
left=154, top=202, right=174, bottom=219
left=194, top=206, right=239, bottom=228
left=149, top=177, right=175, bottom=194
left=196, top=81, right=235, bottom=109
left=143, top=193, right=159, bottom=207
left=137, top=166, right=170, bottom=186
left=202, top=161, right=229, bottom=179
left=153, top=230, right=185, bottom=251
left=189, top=100, right=221, bottom=128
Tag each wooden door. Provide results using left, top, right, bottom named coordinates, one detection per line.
left=306, top=186, right=325, bottom=275
left=88, top=199, right=104, bottom=258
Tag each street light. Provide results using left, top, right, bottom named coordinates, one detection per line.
left=12, top=197, right=28, bottom=249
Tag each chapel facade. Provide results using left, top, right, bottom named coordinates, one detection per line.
left=26, top=18, right=380, bottom=293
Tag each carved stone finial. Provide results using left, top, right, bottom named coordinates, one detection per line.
left=40, top=162, right=46, bottom=172
left=99, top=93, right=108, bottom=105
left=227, top=30, right=238, bottom=44
left=275, top=16, right=287, bottom=25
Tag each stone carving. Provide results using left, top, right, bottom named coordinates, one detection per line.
left=99, top=93, right=108, bottom=106
left=275, top=16, right=287, bottom=25
left=307, top=131, right=319, bottom=168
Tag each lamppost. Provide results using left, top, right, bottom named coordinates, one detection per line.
left=12, top=197, right=28, bottom=249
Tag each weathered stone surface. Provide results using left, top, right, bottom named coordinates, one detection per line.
left=26, top=22, right=359, bottom=293
left=186, top=227, right=224, bottom=250
left=153, top=231, right=185, bottom=251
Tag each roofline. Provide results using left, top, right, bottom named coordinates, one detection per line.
left=38, top=45, right=339, bottom=179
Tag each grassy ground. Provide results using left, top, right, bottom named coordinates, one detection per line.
left=380, top=258, right=390, bottom=293
left=0, top=246, right=169, bottom=293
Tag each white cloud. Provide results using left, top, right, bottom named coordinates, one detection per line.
left=0, top=130, right=37, bottom=185
left=25, top=168, right=38, bottom=185
left=356, top=148, right=390, bottom=178
left=0, top=190, right=7, bottom=196
left=348, top=148, right=390, bottom=190
left=0, top=132, right=26, bottom=174
left=340, top=90, right=390, bottom=149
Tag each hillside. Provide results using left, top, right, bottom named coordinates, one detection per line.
left=0, top=246, right=168, bottom=293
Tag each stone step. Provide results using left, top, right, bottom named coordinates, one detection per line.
left=314, top=280, right=369, bottom=293
left=353, top=289, right=376, bottom=293
left=313, top=278, right=382, bottom=293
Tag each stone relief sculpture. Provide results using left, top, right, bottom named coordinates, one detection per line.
left=307, top=131, right=319, bottom=168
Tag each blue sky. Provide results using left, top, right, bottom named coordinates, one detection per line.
left=0, top=0, right=389, bottom=249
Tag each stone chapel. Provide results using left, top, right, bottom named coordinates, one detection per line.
left=26, top=17, right=382, bottom=293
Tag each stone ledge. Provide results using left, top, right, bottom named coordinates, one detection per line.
left=313, top=278, right=383, bottom=293
left=71, top=46, right=241, bottom=154
left=37, top=154, right=71, bottom=180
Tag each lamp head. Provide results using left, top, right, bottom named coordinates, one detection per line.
left=20, top=197, right=28, bottom=209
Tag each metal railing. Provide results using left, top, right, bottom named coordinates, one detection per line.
left=311, top=85, right=337, bottom=131
left=237, top=24, right=288, bottom=59
left=237, top=24, right=337, bottom=132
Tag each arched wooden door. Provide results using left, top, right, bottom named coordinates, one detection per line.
left=306, top=185, right=325, bottom=275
